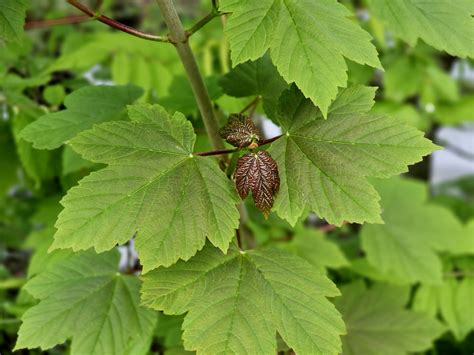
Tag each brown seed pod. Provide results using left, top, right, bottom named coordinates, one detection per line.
left=219, top=114, right=261, bottom=148
left=235, top=151, right=280, bottom=218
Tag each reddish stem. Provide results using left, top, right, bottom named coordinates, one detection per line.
left=25, top=15, right=90, bottom=29
left=66, top=0, right=169, bottom=42
left=195, top=134, right=283, bottom=156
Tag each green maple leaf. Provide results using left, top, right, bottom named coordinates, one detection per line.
left=384, top=55, right=459, bottom=104
left=141, top=245, right=345, bottom=354
left=0, top=0, right=29, bottom=42
left=219, top=54, right=288, bottom=118
left=268, top=85, right=437, bottom=226
left=220, top=0, right=381, bottom=116
left=435, top=95, right=474, bottom=125
left=335, top=281, right=445, bottom=355
left=20, top=85, right=143, bottom=150
left=280, top=224, right=349, bottom=272
left=12, top=106, right=59, bottom=187
left=367, top=0, right=474, bottom=58
left=361, top=177, right=469, bottom=284
left=15, top=250, right=156, bottom=354
left=50, top=104, right=240, bottom=271
left=47, top=32, right=181, bottom=100
left=414, top=277, right=474, bottom=341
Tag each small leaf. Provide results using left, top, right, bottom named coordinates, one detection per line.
left=219, top=114, right=261, bottom=148
left=235, top=151, right=280, bottom=217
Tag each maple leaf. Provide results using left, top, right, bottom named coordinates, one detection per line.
left=235, top=151, right=280, bottom=217
left=141, top=244, right=345, bottom=355
left=219, top=114, right=261, bottom=148
left=50, top=104, right=240, bottom=271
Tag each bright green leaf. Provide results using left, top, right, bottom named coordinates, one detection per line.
left=361, top=177, right=469, bottom=285
left=414, top=278, right=474, bottom=341
left=367, top=0, right=474, bottom=58
left=158, top=76, right=222, bottom=115
left=11, top=108, right=60, bottom=187
left=434, top=95, right=474, bottom=125
left=15, top=250, right=156, bottom=354
left=335, top=281, right=445, bottom=355
left=384, top=56, right=425, bottom=102
left=372, top=101, right=427, bottom=131
left=141, top=245, right=345, bottom=355
left=50, top=104, right=240, bottom=271
left=349, top=258, right=407, bottom=285
left=0, top=0, right=29, bottom=42
left=269, top=86, right=436, bottom=225
left=43, top=84, right=66, bottom=106
left=220, top=0, right=280, bottom=65
left=221, top=0, right=381, bottom=116
left=281, top=225, right=348, bottom=271
left=421, top=65, right=459, bottom=104
left=23, top=197, right=65, bottom=277
left=49, top=32, right=179, bottom=99
left=61, top=145, right=99, bottom=176
left=0, top=130, right=19, bottom=205
left=20, top=85, right=143, bottom=150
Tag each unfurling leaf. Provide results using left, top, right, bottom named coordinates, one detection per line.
left=235, top=151, right=280, bottom=217
left=219, top=114, right=261, bottom=148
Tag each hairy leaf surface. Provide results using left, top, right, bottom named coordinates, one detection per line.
left=15, top=250, right=156, bottom=354
left=141, top=245, right=345, bottom=354
left=50, top=104, right=240, bottom=271
left=269, top=85, right=437, bottom=225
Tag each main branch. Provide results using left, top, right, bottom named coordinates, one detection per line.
left=155, top=0, right=225, bottom=150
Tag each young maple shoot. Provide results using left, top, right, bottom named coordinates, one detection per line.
left=3, top=0, right=472, bottom=354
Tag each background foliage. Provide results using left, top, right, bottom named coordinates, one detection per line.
left=0, top=0, right=473, bottom=354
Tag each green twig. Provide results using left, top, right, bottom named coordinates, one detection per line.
left=156, top=0, right=225, bottom=150
left=186, top=10, right=225, bottom=37
left=195, top=134, right=284, bottom=156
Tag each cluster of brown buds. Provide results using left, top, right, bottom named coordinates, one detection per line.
left=219, top=114, right=280, bottom=218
